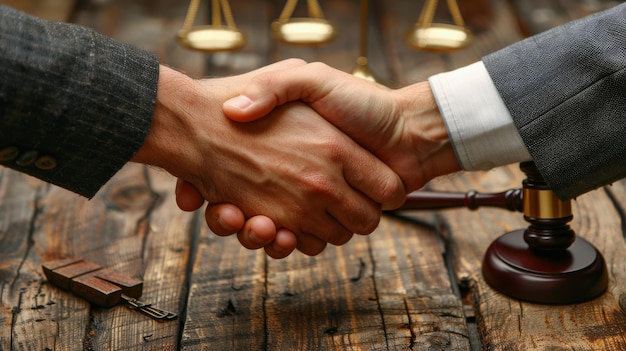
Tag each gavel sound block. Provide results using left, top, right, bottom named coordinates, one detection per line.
left=395, top=162, right=608, bottom=304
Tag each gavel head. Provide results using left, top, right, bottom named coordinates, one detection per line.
left=518, top=162, right=575, bottom=252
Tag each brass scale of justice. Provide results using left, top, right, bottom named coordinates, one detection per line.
left=176, top=0, right=608, bottom=305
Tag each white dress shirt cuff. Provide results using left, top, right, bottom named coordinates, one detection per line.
left=428, top=61, right=532, bottom=171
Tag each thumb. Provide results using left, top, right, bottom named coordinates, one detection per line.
left=223, top=94, right=275, bottom=122
left=222, top=62, right=341, bottom=122
left=175, top=179, right=205, bottom=211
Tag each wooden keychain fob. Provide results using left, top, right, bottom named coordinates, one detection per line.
left=43, top=257, right=176, bottom=320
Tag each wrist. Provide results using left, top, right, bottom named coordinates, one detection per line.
left=398, top=81, right=461, bottom=186
left=132, top=65, right=198, bottom=174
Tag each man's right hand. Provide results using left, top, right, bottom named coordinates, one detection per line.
left=223, top=61, right=461, bottom=194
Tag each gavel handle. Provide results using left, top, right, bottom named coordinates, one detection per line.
left=395, top=189, right=523, bottom=212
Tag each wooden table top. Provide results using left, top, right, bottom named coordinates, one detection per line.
left=2, top=0, right=626, bottom=350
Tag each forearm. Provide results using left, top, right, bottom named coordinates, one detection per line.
left=0, top=5, right=159, bottom=197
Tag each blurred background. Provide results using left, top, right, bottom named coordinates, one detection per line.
left=4, top=0, right=622, bottom=87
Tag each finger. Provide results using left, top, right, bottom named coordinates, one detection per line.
left=249, top=58, right=307, bottom=74
left=289, top=193, right=376, bottom=243
left=223, top=62, right=345, bottom=122
left=295, top=210, right=354, bottom=246
left=236, top=216, right=278, bottom=250
left=204, top=204, right=245, bottom=236
left=263, top=228, right=297, bottom=259
left=342, top=147, right=407, bottom=210
left=175, top=179, right=205, bottom=211
left=295, top=232, right=328, bottom=256
left=316, top=138, right=404, bottom=232
left=230, top=59, right=308, bottom=91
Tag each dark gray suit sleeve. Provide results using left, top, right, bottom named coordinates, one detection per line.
left=0, top=5, right=159, bottom=198
left=483, top=3, right=626, bottom=200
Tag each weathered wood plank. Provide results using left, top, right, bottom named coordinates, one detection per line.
left=180, top=227, right=267, bottom=350
left=262, top=213, right=468, bottom=350
left=1, top=163, right=193, bottom=350
left=369, top=215, right=470, bottom=350
left=77, top=165, right=192, bottom=351
left=181, top=212, right=467, bottom=350
left=604, top=181, right=626, bottom=321
left=0, top=169, right=75, bottom=351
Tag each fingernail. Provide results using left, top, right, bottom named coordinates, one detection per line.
left=248, top=230, right=265, bottom=245
left=216, top=215, right=237, bottom=232
left=224, top=95, right=253, bottom=110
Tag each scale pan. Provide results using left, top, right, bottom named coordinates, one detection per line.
left=406, top=23, right=472, bottom=52
left=272, top=18, right=336, bottom=45
left=178, top=26, right=245, bottom=52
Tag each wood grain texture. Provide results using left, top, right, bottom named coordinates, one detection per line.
left=181, top=211, right=469, bottom=350
left=0, top=164, right=194, bottom=351
left=3, top=0, right=626, bottom=350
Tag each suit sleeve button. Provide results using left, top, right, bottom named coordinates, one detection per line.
left=35, top=156, right=57, bottom=170
left=15, top=150, right=39, bottom=166
left=0, top=147, right=19, bottom=161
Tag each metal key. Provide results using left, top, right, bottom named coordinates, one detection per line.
left=42, top=257, right=177, bottom=321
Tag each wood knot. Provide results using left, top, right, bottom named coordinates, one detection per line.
left=107, top=185, right=161, bottom=212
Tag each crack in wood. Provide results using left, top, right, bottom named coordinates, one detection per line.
left=176, top=207, right=202, bottom=350
left=603, top=187, right=626, bottom=244
left=404, top=297, right=416, bottom=349
left=350, top=258, right=366, bottom=282
left=9, top=190, right=43, bottom=291
left=366, top=235, right=391, bottom=350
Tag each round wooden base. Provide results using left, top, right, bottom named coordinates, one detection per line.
left=482, top=229, right=608, bottom=304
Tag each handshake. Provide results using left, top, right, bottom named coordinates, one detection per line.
left=133, top=59, right=461, bottom=259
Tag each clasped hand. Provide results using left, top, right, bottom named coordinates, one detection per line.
left=170, top=59, right=460, bottom=258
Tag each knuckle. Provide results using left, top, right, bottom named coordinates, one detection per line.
left=308, top=61, right=331, bottom=72
left=251, top=72, right=278, bottom=89
left=298, top=241, right=327, bottom=256
left=343, top=201, right=381, bottom=235
left=319, top=135, right=345, bottom=161
left=283, top=58, right=307, bottom=66
left=356, top=212, right=381, bottom=234
left=329, top=231, right=354, bottom=246
left=377, top=175, right=406, bottom=208
left=302, top=173, right=337, bottom=198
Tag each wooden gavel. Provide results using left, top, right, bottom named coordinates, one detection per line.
left=390, top=162, right=608, bottom=304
